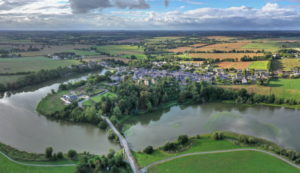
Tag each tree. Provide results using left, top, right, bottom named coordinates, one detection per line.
left=68, top=150, right=77, bottom=159
left=212, top=132, right=224, bottom=140
left=57, top=152, right=64, bottom=159
left=177, top=135, right=189, bottom=145
left=143, top=146, right=154, bottom=154
left=45, top=147, right=53, bottom=159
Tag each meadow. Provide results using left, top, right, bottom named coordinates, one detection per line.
left=83, top=92, right=117, bottom=106
left=0, top=56, right=80, bottom=74
left=148, top=151, right=299, bottom=173
left=96, top=45, right=146, bottom=59
left=0, top=154, right=75, bottom=173
left=242, top=41, right=279, bottom=52
left=36, top=91, right=69, bottom=115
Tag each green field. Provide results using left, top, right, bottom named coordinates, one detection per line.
left=134, top=136, right=243, bottom=168
left=96, top=45, right=146, bottom=59
left=83, top=92, right=117, bottom=106
left=0, top=154, right=75, bottom=173
left=36, top=91, right=68, bottom=115
left=0, top=57, right=80, bottom=74
left=249, top=61, right=270, bottom=70
left=242, top=42, right=279, bottom=52
left=148, top=151, right=299, bottom=173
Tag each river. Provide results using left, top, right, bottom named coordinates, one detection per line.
left=124, top=103, right=300, bottom=152
left=0, top=70, right=120, bottom=155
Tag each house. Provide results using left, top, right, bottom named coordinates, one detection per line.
left=242, top=77, right=248, bottom=84
left=61, top=95, right=78, bottom=104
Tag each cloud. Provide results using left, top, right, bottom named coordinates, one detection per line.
left=69, top=0, right=149, bottom=13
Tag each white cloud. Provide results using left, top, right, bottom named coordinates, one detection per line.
left=0, top=2, right=300, bottom=30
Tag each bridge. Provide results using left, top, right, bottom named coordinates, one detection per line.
left=102, top=116, right=140, bottom=173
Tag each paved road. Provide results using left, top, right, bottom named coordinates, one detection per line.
left=102, top=116, right=140, bottom=173
left=141, top=148, right=300, bottom=173
left=0, top=150, right=76, bottom=167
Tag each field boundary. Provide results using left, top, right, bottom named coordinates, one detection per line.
left=141, top=148, right=300, bottom=173
left=0, top=150, right=76, bottom=167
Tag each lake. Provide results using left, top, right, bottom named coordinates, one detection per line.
left=124, top=103, right=300, bottom=152
left=0, top=70, right=120, bottom=154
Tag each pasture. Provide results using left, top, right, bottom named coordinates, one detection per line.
left=280, top=58, right=300, bottom=71
left=0, top=57, right=80, bottom=74
left=148, top=151, right=299, bottom=173
left=242, top=41, right=280, bottom=52
left=95, top=45, right=146, bottom=59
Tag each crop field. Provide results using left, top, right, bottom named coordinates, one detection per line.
left=195, top=42, right=250, bottom=51
left=279, top=58, right=300, bottom=71
left=146, top=37, right=183, bottom=43
left=248, top=61, right=270, bottom=70
left=204, top=36, right=238, bottom=41
left=148, top=151, right=299, bottom=173
left=169, top=44, right=207, bottom=53
left=20, top=45, right=91, bottom=57
left=96, top=45, right=146, bottom=59
left=0, top=56, right=80, bottom=74
left=179, top=53, right=264, bottom=60
left=222, top=78, right=300, bottom=102
left=217, top=62, right=252, bottom=70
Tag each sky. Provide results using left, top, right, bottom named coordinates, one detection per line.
left=0, top=0, right=300, bottom=30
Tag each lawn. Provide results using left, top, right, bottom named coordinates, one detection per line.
left=0, top=154, right=75, bottom=173
left=222, top=78, right=300, bottom=102
left=36, top=91, right=68, bottom=115
left=0, top=56, right=80, bottom=74
left=148, top=150, right=299, bottom=173
left=83, top=92, right=117, bottom=106
left=248, top=61, right=270, bottom=70
left=134, top=136, right=243, bottom=168
left=95, top=45, right=146, bottom=59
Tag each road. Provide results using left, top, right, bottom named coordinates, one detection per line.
left=0, top=150, right=76, bottom=167
left=102, top=116, right=140, bottom=173
left=141, top=148, right=300, bottom=173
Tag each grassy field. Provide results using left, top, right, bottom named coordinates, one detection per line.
left=96, top=45, right=146, bottom=59
left=36, top=91, right=68, bottom=115
left=134, top=136, right=243, bottom=168
left=0, top=57, right=80, bottom=74
left=196, top=42, right=250, bottom=51
left=148, top=150, right=299, bottom=173
left=0, top=154, right=75, bottom=173
left=222, top=78, right=300, bottom=101
left=0, top=74, right=28, bottom=85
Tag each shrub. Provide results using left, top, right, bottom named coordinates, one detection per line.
left=177, top=135, right=189, bottom=145
left=143, top=146, right=154, bottom=154
left=163, top=142, right=177, bottom=151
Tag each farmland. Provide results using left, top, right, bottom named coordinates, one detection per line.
left=195, top=42, right=250, bottom=51
left=242, top=41, right=280, bottom=52
left=217, top=62, right=252, bottom=70
left=178, top=53, right=264, bottom=60
left=148, top=151, right=299, bottom=173
left=279, top=58, right=300, bottom=71
left=222, top=78, right=300, bottom=102
left=95, top=45, right=146, bottom=59
left=0, top=57, right=80, bottom=74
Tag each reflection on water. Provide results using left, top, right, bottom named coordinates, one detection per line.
left=125, top=103, right=300, bottom=152
left=0, top=69, right=119, bottom=154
